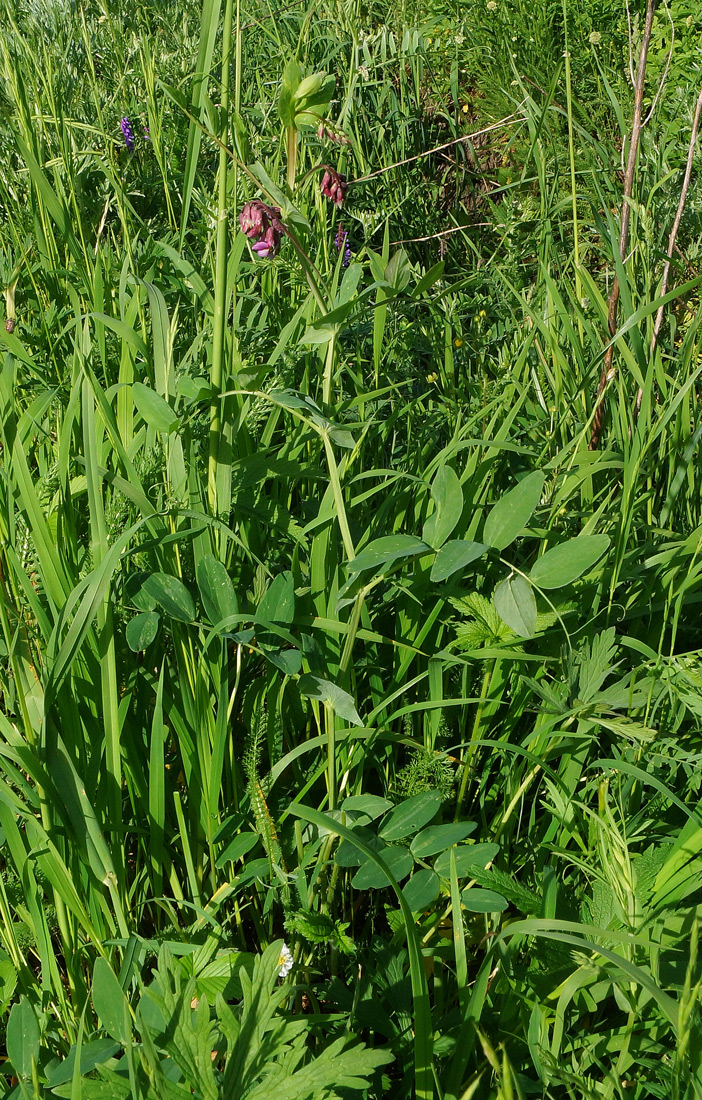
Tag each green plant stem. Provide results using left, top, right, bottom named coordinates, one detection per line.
left=322, top=432, right=355, bottom=562
left=208, top=0, right=234, bottom=517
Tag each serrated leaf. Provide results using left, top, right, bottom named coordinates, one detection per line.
left=143, top=573, right=196, bottom=623
left=379, top=791, right=442, bottom=841
left=126, top=611, right=159, bottom=652
left=430, top=540, right=489, bottom=582
left=483, top=471, right=545, bottom=550
left=132, top=382, right=179, bottom=434
left=197, top=554, right=238, bottom=625
left=422, top=466, right=464, bottom=549
left=529, top=534, right=610, bottom=589
left=494, top=573, right=537, bottom=637
left=298, top=674, right=362, bottom=725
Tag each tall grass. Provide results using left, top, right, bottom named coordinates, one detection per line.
left=0, top=0, right=701, bottom=1097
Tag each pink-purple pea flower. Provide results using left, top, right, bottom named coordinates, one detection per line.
left=239, top=200, right=285, bottom=259
left=320, top=167, right=348, bottom=208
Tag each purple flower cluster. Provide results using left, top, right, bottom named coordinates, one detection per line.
left=320, top=167, right=348, bottom=208
left=335, top=223, right=351, bottom=268
left=120, top=116, right=136, bottom=153
left=239, top=200, right=285, bottom=259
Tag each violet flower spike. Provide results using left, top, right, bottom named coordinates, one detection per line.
left=334, top=223, right=351, bottom=268
left=120, top=117, right=136, bottom=153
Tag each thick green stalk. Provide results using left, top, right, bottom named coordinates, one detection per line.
left=208, top=0, right=235, bottom=517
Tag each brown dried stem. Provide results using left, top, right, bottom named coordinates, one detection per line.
left=589, top=0, right=657, bottom=451
left=633, top=84, right=702, bottom=420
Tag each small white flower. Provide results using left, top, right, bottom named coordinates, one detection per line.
left=487, top=0, right=497, bottom=9
left=588, top=31, right=602, bottom=45
left=277, top=942, right=294, bottom=978
left=358, top=65, right=370, bottom=81
left=454, top=32, right=465, bottom=45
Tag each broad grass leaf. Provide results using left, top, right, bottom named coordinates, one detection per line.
left=298, top=674, right=362, bottom=725
left=494, top=574, right=537, bottom=637
left=7, top=996, right=40, bottom=1078
left=126, top=612, right=159, bottom=653
left=132, top=382, right=178, bottom=434
left=410, top=821, right=476, bottom=858
left=434, top=842, right=500, bottom=879
left=462, top=888, right=508, bottom=913
left=403, top=869, right=440, bottom=911
left=422, top=466, right=463, bottom=549
left=351, top=846, right=413, bottom=889
left=143, top=574, right=196, bottom=623
left=430, top=539, right=488, bottom=582
left=529, top=534, right=610, bottom=588
left=483, top=471, right=545, bottom=550
left=379, top=791, right=442, bottom=841
left=197, top=555, right=239, bottom=625
left=92, top=959, right=130, bottom=1045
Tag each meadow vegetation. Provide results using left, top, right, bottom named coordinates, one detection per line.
left=0, top=0, right=702, bottom=1096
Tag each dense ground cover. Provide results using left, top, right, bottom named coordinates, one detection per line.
left=1, top=0, right=702, bottom=1095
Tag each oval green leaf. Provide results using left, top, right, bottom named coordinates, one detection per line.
left=494, top=573, right=537, bottom=637
left=342, top=795, right=394, bottom=822
left=197, top=554, right=239, bottom=625
left=529, top=534, right=610, bottom=589
left=256, top=570, right=295, bottom=625
left=126, top=611, right=159, bottom=653
left=483, top=471, right=545, bottom=550
left=462, top=887, right=508, bottom=913
left=132, top=382, right=179, bottom=434
left=6, top=996, right=40, bottom=1078
left=434, top=842, right=500, bottom=880
left=422, top=465, right=464, bottom=549
left=215, top=831, right=259, bottom=868
left=143, top=573, right=196, bottom=623
left=410, top=821, right=477, bottom=858
left=430, top=540, right=489, bottom=582
left=379, top=791, right=442, bottom=842
left=92, top=958, right=130, bottom=1045
left=351, top=845, right=413, bottom=890
left=402, top=869, right=441, bottom=912
left=298, top=674, right=362, bottom=726
left=347, top=535, right=430, bottom=575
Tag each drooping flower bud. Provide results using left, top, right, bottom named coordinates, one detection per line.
left=320, top=167, right=348, bottom=208
left=238, top=200, right=285, bottom=259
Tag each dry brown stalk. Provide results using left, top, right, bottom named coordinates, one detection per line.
left=634, top=84, right=702, bottom=420
left=589, top=0, right=657, bottom=451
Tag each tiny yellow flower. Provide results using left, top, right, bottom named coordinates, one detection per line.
left=426, top=371, right=439, bottom=384
left=462, top=104, right=470, bottom=114
left=454, top=337, right=464, bottom=348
